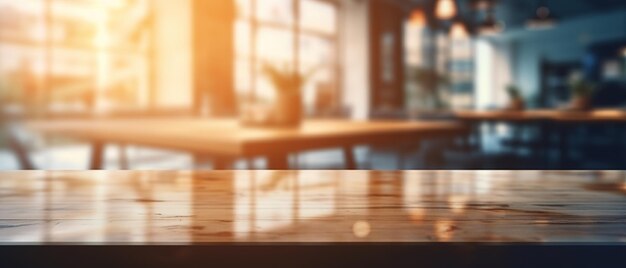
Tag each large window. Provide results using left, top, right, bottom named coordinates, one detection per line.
left=0, top=0, right=153, bottom=115
left=403, top=19, right=474, bottom=111
left=234, top=0, right=340, bottom=115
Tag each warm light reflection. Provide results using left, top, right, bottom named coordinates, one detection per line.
left=448, top=195, right=469, bottom=214
left=298, top=170, right=336, bottom=219
left=352, top=221, right=371, bottom=238
left=234, top=170, right=338, bottom=238
left=403, top=171, right=424, bottom=222
left=0, top=171, right=194, bottom=242
left=408, top=208, right=425, bottom=222
left=434, top=220, right=455, bottom=241
left=3, top=171, right=626, bottom=243
left=593, top=109, right=626, bottom=118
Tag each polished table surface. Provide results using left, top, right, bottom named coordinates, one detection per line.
left=25, top=118, right=466, bottom=156
left=25, top=118, right=467, bottom=169
left=454, top=109, right=626, bottom=122
left=1, top=170, right=625, bottom=243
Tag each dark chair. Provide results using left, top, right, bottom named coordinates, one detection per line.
left=1, top=121, right=36, bottom=170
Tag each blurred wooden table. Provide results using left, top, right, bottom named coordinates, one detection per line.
left=454, top=109, right=626, bottom=122
left=25, top=118, right=467, bottom=169
left=1, top=170, right=625, bottom=243
left=454, top=109, right=626, bottom=167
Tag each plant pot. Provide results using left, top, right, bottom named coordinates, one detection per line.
left=239, top=100, right=273, bottom=127
left=422, top=92, right=448, bottom=111
left=569, top=96, right=591, bottom=111
left=507, top=98, right=525, bottom=111
left=273, top=93, right=303, bottom=128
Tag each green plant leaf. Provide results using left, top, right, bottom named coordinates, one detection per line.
left=260, top=61, right=319, bottom=94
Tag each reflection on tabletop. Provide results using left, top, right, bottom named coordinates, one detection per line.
left=1, top=170, right=625, bottom=243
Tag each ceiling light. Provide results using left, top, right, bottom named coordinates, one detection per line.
left=526, top=2, right=557, bottom=29
left=435, top=0, right=457, bottom=20
left=470, top=0, right=496, bottom=10
left=449, top=22, right=469, bottom=39
left=409, top=9, right=426, bottom=28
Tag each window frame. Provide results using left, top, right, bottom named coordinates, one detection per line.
left=235, top=0, right=342, bottom=113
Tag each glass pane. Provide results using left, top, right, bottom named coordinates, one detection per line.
left=0, top=0, right=46, bottom=44
left=49, top=0, right=154, bottom=51
left=255, top=27, right=294, bottom=100
left=254, top=61, right=275, bottom=101
left=0, top=0, right=154, bottom=114
left=449, top=38, right=473, bottom=109
left=299, top=35, right=333, bottom=66
left=299, top=35, right=335, bottom=113
left=404, top=20, right=423, bottom=67
left=436, top=32, right=448, bottom=73
left=235, top=0, right=251, bottom=18
left=301, top=64, right=335, bottom=114
left=52, top=1, right=99, bottom=49
left=0, top=0, right=47, bottom=114
left=235, top=58, right=251, bottom=94
left=0, top=44, right=46, bottom=114
left=256, top=27, right=294, bottom=64
left=235, top=20, right=251, bottom=57
left=106, top=0, right=152, bottom=52
left=48, top=47, right=96, bottom=112
left=300, top=0, right=336, bottom=34
left=256, top=0, right=293, bottom=26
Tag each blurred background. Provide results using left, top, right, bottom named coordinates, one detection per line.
left=1, top=0, right=626, bottom=170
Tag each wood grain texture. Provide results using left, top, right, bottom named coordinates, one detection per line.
left=1, top=170, right=625, bottom=243
left=25, top=118, right=467, bottom=157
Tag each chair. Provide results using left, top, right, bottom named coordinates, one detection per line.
left=1, top=121, right=36, bottom=170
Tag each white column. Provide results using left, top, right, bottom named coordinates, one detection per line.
left=153, top=0, right=193, bottom=108
left=340, top=0, right=370, bottom=120
left=474, top=39, right=512, bottom=109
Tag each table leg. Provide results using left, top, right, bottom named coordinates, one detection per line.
left=118, top=144, right=129, bottom=169
left=193, top=155, right=235, bottom=169
left=89, top=142, right=105, bottom=170
left=247, top=159, right=255, bottom=169
left=619, top=125, right=626, bottom=169
left=213, top=157, right=234, bottom=170
left=476, top=122, right=485, bottom=153
left=267, top=154, right=289, bottom=169
left=7, top=133, right=35, bottom=170
left=557, top=124, right=569, bottom=169
left=343, top=146, right=357, bottom=170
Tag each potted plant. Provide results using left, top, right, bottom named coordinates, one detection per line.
left=568, top=79, right=594, bottom=111
left=412, top=67, right=449, bottom=111
left=505, top=84, right=525, bottom=111
left=259, top=62, right=316, bottom=127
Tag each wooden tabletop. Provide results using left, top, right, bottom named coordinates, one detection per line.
left=454, top=109, right=626, bottom=123
left=1, top=170, right=625, bottom=243
left=25, top=118, right=467, bottom=157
